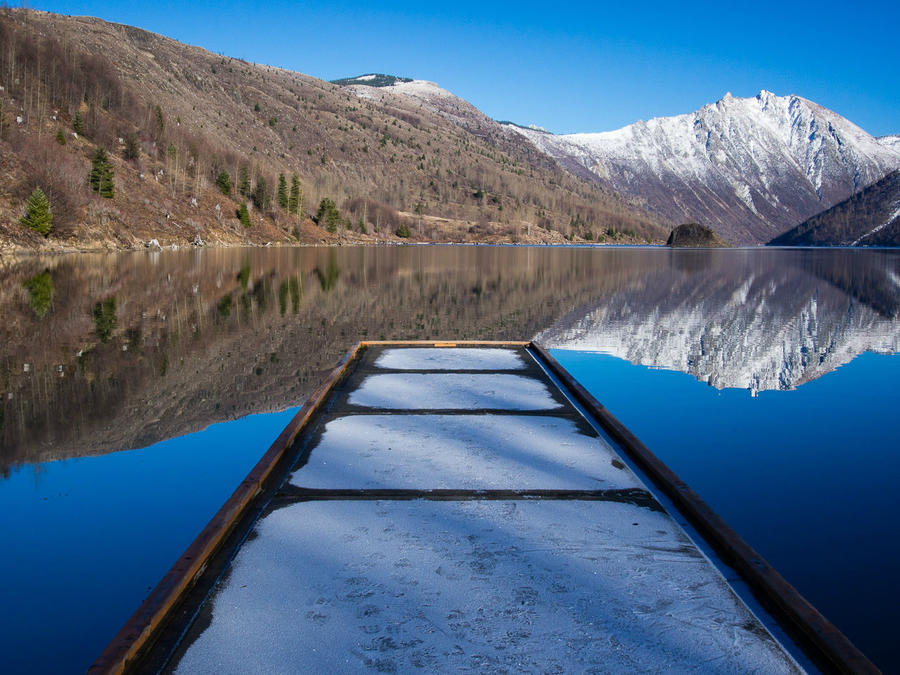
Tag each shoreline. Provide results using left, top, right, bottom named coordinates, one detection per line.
left=1, top=238, right=673, bottom=258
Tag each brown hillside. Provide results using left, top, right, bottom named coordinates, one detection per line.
left=0, top=9, right=668, bottom=252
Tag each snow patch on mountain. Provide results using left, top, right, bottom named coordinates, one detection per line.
left=387, top=79, right=457, bottom=101
left=345, top=77, right=511, bottom=140
left=345, top=78, right=457, bottom=104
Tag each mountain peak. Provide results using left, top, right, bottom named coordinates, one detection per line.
left=507, top=90, right=900, bottom=244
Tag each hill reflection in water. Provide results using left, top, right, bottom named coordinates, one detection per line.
left=2, top=246, right=898, bottom=470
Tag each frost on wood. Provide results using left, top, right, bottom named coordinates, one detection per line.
left=374, top=347, right=526, bottom=371
left=291, top=414, right=640, bottom=491
left=349, top=373, right=562, bottom=410
left=174, top=500, right=802, bottom=674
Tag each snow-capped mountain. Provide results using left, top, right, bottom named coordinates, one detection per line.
left=506, top=91, right=900, bottom=245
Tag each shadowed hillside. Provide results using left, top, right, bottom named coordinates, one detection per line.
left=769, top=171, right=900, bottom=247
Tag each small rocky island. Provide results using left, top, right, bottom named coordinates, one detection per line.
left=666, top=223, right=731, bottom=248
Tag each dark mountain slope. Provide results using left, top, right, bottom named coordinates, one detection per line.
left=769, top=171, right=900, bottom=247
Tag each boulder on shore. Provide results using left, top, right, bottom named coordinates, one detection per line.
left=666, top=223, right=731, bottom=248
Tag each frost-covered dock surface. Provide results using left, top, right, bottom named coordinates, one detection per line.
left=164, top=345, right=805, bottom=673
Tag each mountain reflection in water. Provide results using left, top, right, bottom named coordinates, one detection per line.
left=540, top=248, right=899, bottom=394
left=2, top=246, right=898, bottom=471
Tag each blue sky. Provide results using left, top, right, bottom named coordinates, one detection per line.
left=32, top=1, right=899, bottom=137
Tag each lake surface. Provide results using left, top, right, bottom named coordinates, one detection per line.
left=1, top=245, right=897, bottom=671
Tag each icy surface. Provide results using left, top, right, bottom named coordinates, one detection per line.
left=349, top=373, right=561, bottom=410
left=175, top=500, right=801, bottom=674
left=374, top=347, right=525, bottom=371
left=290, top=415, right=639, bottom=490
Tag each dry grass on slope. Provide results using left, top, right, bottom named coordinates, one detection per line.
left=0, top=9, right=667, bottom=250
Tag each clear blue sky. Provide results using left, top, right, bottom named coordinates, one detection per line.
left=31, top=0, right=899, bottom=137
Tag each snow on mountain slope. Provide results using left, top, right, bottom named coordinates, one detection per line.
left=878, top=135, right=900, bottom=152
left=507, top=91, right=900, bottom=245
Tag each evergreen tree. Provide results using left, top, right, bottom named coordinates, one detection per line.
left=20, top=187, right=53, bottom=236
left=238, top=203, right=251, bottom=228
left=55, top=128, right=66, bottom=145
left=123, top=133, right=140, bottom=160
left=251, top=176, right=270, bottom=211
left=22, top=271, right=54, bottom=318
left=238, top=166, right=251, bottom=197
left=89, top=148, right=115, bottom=198
left=277, top=173, right=288, bottom=210
left=72, top=110, right=84, bottom=135
left=288, top=174, right=302, bottom=216
left=93, top=297, right=117, bottom=343
left=288, top=276, right=301, bottom=313
left=315, top=197, right=340, bottom=233
left=216, top=169, right=232, bottom=196
left=278, top=280, right=289, bottom=316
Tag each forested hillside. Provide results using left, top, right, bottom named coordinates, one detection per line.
left=0, top=10, right=667, bottom=252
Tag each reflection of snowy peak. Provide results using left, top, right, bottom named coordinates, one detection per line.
left=507, top=92, right=900, bottom=245
left=538, top=255, right=900, bottom=394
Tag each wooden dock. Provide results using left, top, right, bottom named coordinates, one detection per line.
left=90, top=342, right=877, bottom=674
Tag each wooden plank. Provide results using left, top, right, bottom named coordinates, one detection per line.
left=529, top=342, right=879, bottom=675
left=88, top=343, right=365, bottom=675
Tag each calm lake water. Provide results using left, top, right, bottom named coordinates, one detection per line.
left=1, top=245, right=897, bottom=671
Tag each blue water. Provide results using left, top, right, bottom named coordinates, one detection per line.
left=2, top=245, right=897, bottom=671
left=0, top=407, right=299, bottom=674
left=551, top=349, right=900, bottom=668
